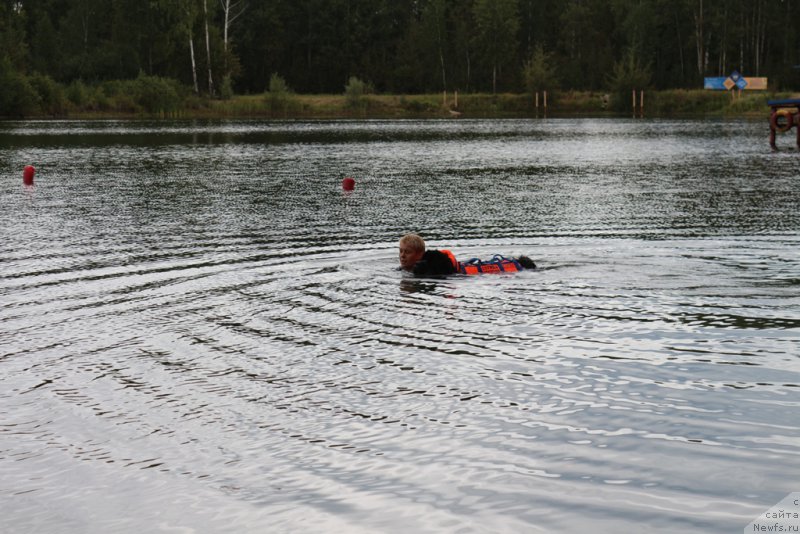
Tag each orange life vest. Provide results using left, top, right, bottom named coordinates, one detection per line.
left=440, top=249, right=459, bottom=272
left=458, top=255, right=523, bottom=275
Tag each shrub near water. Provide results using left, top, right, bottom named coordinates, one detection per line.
left=648, top=90, right=730, bottom=114
left=133, top=74, right=181, bottom=114
left=728, top=92, right=776, bottom=113
left=266, top=73, right=293, bottom=116
left=219, top=75, right=234, bottom=100
left=61, top=75, right=183, bottom=115
left=399, top=96, right=439, bottom=113
left=456, top=93, right=532, bottom=114
left=29, top=74, right=66, bottom=116
left=0, top=59, right=40, bottom=117
left=65, top=80, right=108, bottom=111
left=607, top=49, right=652, bottom=112
left=523, top=45, right=559, bottom=95
left=345, top=76, right=369, bottom=110
left=99, top=80, right=138, bottom=113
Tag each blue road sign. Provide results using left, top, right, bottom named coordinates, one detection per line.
left=704, top=77, right=728, bottom=90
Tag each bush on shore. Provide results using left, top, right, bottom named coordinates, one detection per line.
left=0, top=59, right=40, bottom=117
left=345, top=76, right=374, bottom=111
left=265, top=73, right=298, bottom=116
left=28, top=74, right=67, bottom=115
left=0, top=63, right=792, bottom=119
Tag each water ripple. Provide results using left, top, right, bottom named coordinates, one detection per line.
left=1, top=118, right=798, bottom=533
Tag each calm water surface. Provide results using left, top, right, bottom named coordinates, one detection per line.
left=1, top=118, right=798, bottom=533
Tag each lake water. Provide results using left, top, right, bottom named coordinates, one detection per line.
left=1, top=118, right=798, bottom=533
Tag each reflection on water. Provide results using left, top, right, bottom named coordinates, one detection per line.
left=1, top=119, right=798, bottom=533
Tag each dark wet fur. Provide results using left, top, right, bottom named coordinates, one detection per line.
left=516, top=255, right=537, bottom=269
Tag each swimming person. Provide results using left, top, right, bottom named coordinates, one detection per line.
left=399, top=233, right=459, bottom=276
left=398, top=233, right=536, bottom=276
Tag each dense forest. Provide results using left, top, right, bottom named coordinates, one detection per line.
left=2, top=0, right=800, bottom=114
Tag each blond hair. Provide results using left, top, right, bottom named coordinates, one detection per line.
left=399, top=233, right=426, bottom=252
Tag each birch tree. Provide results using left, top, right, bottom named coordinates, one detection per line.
left=421, top=0, right=448, bottom=92
left=689, top=0, right=707, bottom=77
left=182, top=0, right=201, bottom=94
left=472, top=0, right=519, bottom=93
left=151, top=0, right=200, bottom=93
left=203, top=0, right=213, bottom=95
left=219, top=0, right=246, bottom=58
left=188, top=15, right=199, bottom=94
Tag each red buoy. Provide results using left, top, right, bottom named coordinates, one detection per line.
left=342, top=177, right=355, bottom=191
left=23, top=165, right=35, bottom=186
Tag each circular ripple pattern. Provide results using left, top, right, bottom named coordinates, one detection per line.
left=1, top=119, right=799, bottom=533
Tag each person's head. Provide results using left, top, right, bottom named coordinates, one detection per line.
left=399, top=233, right=425, bottom=271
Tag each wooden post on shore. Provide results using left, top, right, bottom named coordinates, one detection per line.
left=454, top=90, right=458, bottom=109
left=769, top=108, right=777, bottom=149
left=443, top=90, right=447, bottom=107
left=534, top=91, right=548, bottom=116
left=632, top=89, right=644, bottom=117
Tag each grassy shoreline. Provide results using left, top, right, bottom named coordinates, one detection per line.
left=14, top=89, right=797, bottom=120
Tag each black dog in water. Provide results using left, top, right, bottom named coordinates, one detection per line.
left=399, top=233, right=536, bottom=277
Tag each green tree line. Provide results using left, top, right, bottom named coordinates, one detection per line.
left=2, top=0, right=800, bottom=115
